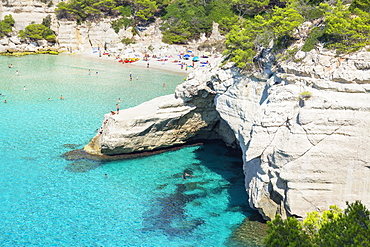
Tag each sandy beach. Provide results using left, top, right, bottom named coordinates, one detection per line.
left=73, top=47, right=216, bottom=76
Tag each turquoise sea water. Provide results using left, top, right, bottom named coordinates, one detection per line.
left=0, top=54, right=265, bottom=246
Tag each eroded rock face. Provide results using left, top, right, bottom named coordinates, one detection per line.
left=84, top=60, right=229, bottom=155
left=243, top=80, right=370, bottom=220
left=84, top=47, right=370, bottom=220
left=216, top=47, right=370, bottom=220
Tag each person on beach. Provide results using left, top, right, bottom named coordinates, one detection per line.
left=116, top=103, right=120, bottom=114
left=88, top=69, right=91, bottom=75
left=163, top=83, right=166, bottom=87
left=117, top=98, right=121, bottom=103
left=4, top=99, right=6, bottom=103
left=60, top=95, right=64, bottom=100
left=130, top=72, right=132, bottom=81
left=16, top=70, right=19, bottom=76
left=23, top=86, right=26, bottom=91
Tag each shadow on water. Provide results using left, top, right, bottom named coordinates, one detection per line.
left=192, top=141, right=267, bottom=246
left=190, top=141, right=251, bottom=214
left=61, top=142, right=206, bottom=173
left=61, top=140, right=267, bottom=244
left=141, top=141, right=267, bottom=245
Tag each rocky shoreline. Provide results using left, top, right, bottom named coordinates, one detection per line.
left=82, top=44, right=370, bottom=220
left=2, top=2, right=369, bottom=220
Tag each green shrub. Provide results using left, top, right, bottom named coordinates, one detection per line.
left=111, top=18, right=132, bottom=33
left=264, top=201, right=370, bottom=247
left=321, top=1, right=370, bottom=53
left=302, top=26, right=325, bottom=52
left=19, top=23, right=56, bottom=42
left=121, top=38, right=134, bottom=45
left=0, top=15, right=15, bottom=38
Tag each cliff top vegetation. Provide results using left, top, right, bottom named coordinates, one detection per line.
left=264, top=201, right=370, bottom=246
left=52, top=0, right=369, bottom=69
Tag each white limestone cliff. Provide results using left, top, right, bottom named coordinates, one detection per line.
left=0, top=2, right=224, bottom=55
left=84, top=60, right=224, bottom=155
left=212, top=46, right=370, bottom=220
left=240, top=48, right=370, bottom=220
left=2, top=3, right=369, bottom=220
left=84, top=46, right=370, bottom=220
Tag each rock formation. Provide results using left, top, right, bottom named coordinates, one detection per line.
left=0, top=3, right=225, bottom=55
left=1, top=3, right=369, bottom=220
left=242, top=48, right=370, bottom=220
left=84, top=59, right=229, bottom=155
left=85, top=45, right=370, bottom=220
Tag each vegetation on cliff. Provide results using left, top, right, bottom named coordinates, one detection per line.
left=264, top=201, right=370, bottom=246
left=224, top=0, right=370, bottom=68
left=54, top=0, right=370, bottom=70
left=18, top=15, right=56, bottom=42
left=0, top=15, right=15, bottom=38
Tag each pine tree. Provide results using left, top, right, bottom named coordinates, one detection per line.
left=264, top=214, right=312, bottom=246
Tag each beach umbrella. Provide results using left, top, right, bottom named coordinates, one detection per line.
left=192, top=56, right=199, bottom=61
left=184, top=54, right=190, bottom=58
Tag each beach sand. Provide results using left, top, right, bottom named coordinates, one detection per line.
left=73, top=48, right=215, bottom=76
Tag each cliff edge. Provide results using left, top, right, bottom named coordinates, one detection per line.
left=85, top=46, right=370, bottom=220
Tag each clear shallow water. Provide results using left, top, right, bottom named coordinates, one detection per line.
left=0, top=54, right=265, bottom=246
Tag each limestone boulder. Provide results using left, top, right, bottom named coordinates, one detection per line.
left=9, top=37, right=21, bottom=45
left=84, top=90, right=221, bottom=155
left=0, top=45, right=7, bottom=53
left=24, top=44, right=37, bottom=52
left=0, top=38, right=9, bottom=45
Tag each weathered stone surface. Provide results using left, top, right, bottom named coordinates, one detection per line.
left=242, top=80, right=370, bottom=219
left=83, top=45, right=370, bottom=220
left=0, top=38, right=8, bottom=45
left=84, top=90, right=222, bottom=155
left=0, top=0, right=59, bottom=31
left=2, top=4, right=368, bottom=221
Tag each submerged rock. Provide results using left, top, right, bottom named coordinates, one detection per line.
left=226, top=215, right=267, bottom=247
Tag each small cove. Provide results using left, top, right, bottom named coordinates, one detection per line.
left=0, top=54, right=266, bottom=246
